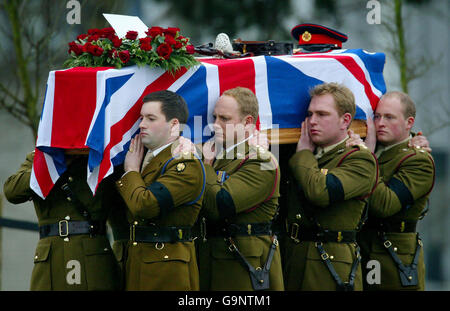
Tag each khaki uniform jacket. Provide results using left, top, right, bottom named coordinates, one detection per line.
left=359, top=141, right=435, bottom=291
left=116, top=144, right=204, bottom=291
left=198, top=142, right=284, bottom=291
left=3, top=152, right=122, bottom=291
left=284, top=142, right=377, bottom=291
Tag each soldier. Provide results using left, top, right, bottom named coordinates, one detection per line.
left=115, top=90, right=205, bottom=291
left=357, top=91, right=435, bottom=290
left=3, top=153, right=123, bottom=290
left=197, top=86, right=284, bottom=291
left=283, top=82, right=378, bottom=291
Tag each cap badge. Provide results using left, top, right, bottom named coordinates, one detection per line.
left=302, top=31, right=312, bottom=42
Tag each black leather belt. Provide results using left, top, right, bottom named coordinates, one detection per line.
left=130, top=225, right=193, bottom=243
left=205, top=222, right=272, bottom=238
left=288, top=223, right=357, bottom=243
left=39, top=220, right=106, bottom=239
left=366, top=219, right=417, bottom=233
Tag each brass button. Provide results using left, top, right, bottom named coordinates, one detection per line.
left=133, top=242, right=138, bottom=246
left=65, top=216, right=70, bottom=220
left=104, top=248, right=108, bottom=252
left=134, top=221, right=138, bottom=225
left=34, top=255, right=38, bottom=260
left=296, top=214, right=302, bottom=220
left=330, top=255, right=334, bottom=260
left=394, top=247, right=398, bottom=252
left=68, top=176, right=73, bottom=182
left=164, top=255, right=169, bottom=259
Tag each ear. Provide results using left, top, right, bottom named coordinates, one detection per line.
left=244, top=115, right=254, bottom=126
left=243, top=115, right=255, bottom=132
left=341, top=112, right=352, bottom=129
left=169, top=118, right=181, bottom=136
left=405, top=116, right=415, bottom=131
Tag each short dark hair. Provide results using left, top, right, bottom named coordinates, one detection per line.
left=142, top=90, right=189, bottom=124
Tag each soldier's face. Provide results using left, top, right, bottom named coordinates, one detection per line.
left=374, top=96, right=414, bottom=146
left=212, top=95, right=252, bottom=148
left=307, top=94, right=351, bottom=147
left=139, top=101, right=175, bottom=150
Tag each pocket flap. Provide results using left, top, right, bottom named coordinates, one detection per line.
left=141, top=242, right=191, bottom=263
left=34, top=241, right=51, bottom=263
left=306, top=242, right=354, bottom=264
left=212, top=237, right=264, bottom=260
left=82, top=237, right=112, bottom=256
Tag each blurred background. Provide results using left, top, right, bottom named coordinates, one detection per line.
left=0, top=0, right=448, bottom=290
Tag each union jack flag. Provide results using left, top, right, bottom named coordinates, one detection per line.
left=30, top=49, right=386, bottom=199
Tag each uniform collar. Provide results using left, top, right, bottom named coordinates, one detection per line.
left=375, top=135, right=411, bottom=158
left=315, top=135, right=349, bottom=159
left=150, top=142, right=173, bottom=158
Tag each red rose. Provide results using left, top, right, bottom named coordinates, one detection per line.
left=164, top=27, right=180, bottom=37
left=82, top=42, right=93, bottom=53
left=139, top=37, right=152, bottom=51
left=68, top=41, right=83, bottom=55
left=119, top=50, right=130, bottom=63
left=173, top=40, right=183, bottom=49
left=112, top=36, right=122, bottom=48
left=88, top=28, right=101, bottom=35
left=101, top=27, right=116, bottom=40
left=156, top=43, right=173, bottom=59
left=146, top=26, right=164, bottom=38
left=87, top=34, right=100, bottom=42
left=164, top=35, right=177, bottom=46
left=126, top=31, right=138, bottom=40
left=90, top=45, right=104, bottom=57
left=186, top=44, right=195, bottom=54
left=76, top=34, right=88, bottom=41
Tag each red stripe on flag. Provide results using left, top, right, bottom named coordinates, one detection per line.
left=294, top=55, right=380, bottom=110
left=33, top=149, right=54, bottom=197
left=200, top=58, right=260, bottom=129
left=52, top=67, right=113, bottom=149
left=94, top=67, right=188, bottom=191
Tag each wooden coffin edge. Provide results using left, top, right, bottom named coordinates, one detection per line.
left=63, top=120, right=367, bottom=154
left=263, top=119, right=367, bottom=145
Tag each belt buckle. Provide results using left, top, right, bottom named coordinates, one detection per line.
left=383, top=240, right=392, bottom=248
left=58, top=220, right=69, bottom=237
left=290, top=223, right=300, bottom=243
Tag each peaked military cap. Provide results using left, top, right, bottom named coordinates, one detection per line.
left=291, top=23, right=348, bottom=49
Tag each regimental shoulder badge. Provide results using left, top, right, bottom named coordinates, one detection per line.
left=302, top=31, right=312, bottom=42
left=320, top=168, right=328, bottom=175
left=176, top=163, right=186, bottom=173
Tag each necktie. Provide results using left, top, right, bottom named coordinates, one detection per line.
left=141, top=151, right=154, bottom=173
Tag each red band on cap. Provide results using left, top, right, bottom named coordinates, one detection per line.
left=298, top=33, right=342, bottom=48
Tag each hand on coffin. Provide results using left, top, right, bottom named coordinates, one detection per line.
left=408, top=132, right=432, bottom=153
left=172, top=136, right=200, bottom=159
left=248, top=129, right=269, bottom=150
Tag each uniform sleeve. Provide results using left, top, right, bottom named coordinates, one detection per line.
left=202, top=156, right=278, bottom=221
left=289, top=149, right=377, bottom=208
left=116, top=158, right=204, bottom=219
left=369, top=152, right=435, bottom=218
left=3, top=151, right=35, bottom=204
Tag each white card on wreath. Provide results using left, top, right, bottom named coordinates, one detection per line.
left=103, top=13, right=148, bottom=39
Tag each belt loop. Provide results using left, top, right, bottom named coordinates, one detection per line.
left=130, top=223, right=136, bottom=242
